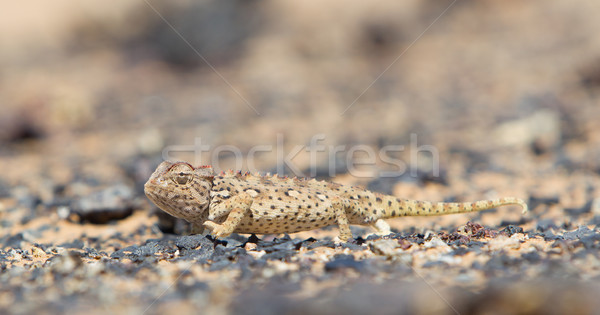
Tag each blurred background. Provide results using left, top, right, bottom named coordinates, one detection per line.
left=2, top=0, right=599, bottom=186
left=2, top=0, right=600, bottom=313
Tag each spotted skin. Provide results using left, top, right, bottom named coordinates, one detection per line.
left=144, top=161, right=528, bottom=241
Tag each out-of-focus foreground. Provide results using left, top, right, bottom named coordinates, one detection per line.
left=1, top=1, right=600, bottom=314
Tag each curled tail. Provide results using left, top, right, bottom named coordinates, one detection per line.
left=382, top=196, right=528, bottom=218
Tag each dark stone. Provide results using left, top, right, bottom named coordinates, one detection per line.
left=211, top=245, right=248, bottom=264
left=261, top=250, right=295, bottom=261
left=341, top=242, right=365, bottom=251
left=354, top=236, right=367, bottom=245
left=0, top=113, right=45, bottom=143
left=483, top=254, right=520, bottom=276
left=365, top=234, right=382, bottom=241
left=111, top=232, right=127, bottom=241
left=591, top=216, right=600, bottom=226
left=70, top=184, right=135, bottom=224
left=249, top=259, right=267, bottom=269
left=134, top=242, right=162, bottom=257
left=471, top=261, right=483, bottom=270
left=528, top=195, right=560, bottom=210
left=539, top=259, right=580, bottom=278
left=59, top=239, right=85, bottom=249
left=300, top=237, right=317, bottom=244
left=564, top=200, right=593, bottom=216
left=37, top=224, right=52, bottom=233
left=451, top=247, right=470, bottom=256
left=29, top=267, right=45, bottom=281
left=536, top=219, right=557, bottom=232
left=110, top=245, right=139, bottom=259
left=272, top=239, right=302, bottom=252
left=4, top=233, right=24, bottom=249
left=522, top=252, right=542, bottom=263
left=542, top=231, right=562, bottom=241
left=230, top=281, right=304, bottom=315
left=32, top=243, right=50, bottom=252
left=175, top=235, right=212, bottom=250
left=256, top=235, right=303, bottom=254
left=422, top=261, right=449, bottom=268
left=222, top=234, right=246, bottom=248
left=132, top=224, right=151, bottom=237
left=466, top=241, right=486, bottom=247
left=324, top=254, right=364, bottom=272
left=417, top=168, right=449, bottom=186
left=130, top=255, right=158, bottom=264
left=563, top=226, right=594, bottom=240
left=572, top=250, right=593, bottom=260
left=247, top=234, right=260, bottom=244
left=16, top=194, right=42, bottom=213
left=47, top=251, right=84, bottom=275
left=84, top=247, right=104, bottom=259
left=412, top=233, right=427, bottom=243
left=131, top=261, right=158, bottom=273
left=501, top=225, right=524, bottom=236
left=580, top=235, right=600, bottom=249
left=176, top=281, right=209, bottom=297
left=102, top=260, right=135, bottom=276
left=109, top=251, right=125, bottom=260
left=303, top=239, right=336, bottom=250
left=179, top=249, right=213, bottom=263
left=211, top=244, right=230, bottom=259
left=440, top=232, right=470, bottom=246
left=172, top=236, right=215, bottom=262
left=499, top=218, right=529, bottom=226
left=209, top=260, right=233, bottom=271
left=0, top=179, right=10, bottom=198
left=237, top=265, right=254, bottom=281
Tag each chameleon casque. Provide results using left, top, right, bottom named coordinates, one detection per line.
left=144, top=161, right=528, bottom=241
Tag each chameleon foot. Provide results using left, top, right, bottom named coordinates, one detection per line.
left=203, top=221, right=231, bottom=238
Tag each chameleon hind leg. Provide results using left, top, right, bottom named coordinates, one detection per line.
left=370, top=219, right=391, bottom=235
left=330, top=198, right=353, bottom=242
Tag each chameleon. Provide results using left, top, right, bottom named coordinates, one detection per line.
left=144, top=161, right=528, bottom=241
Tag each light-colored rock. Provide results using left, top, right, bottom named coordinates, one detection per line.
left=493, top=109, right=560, bottom=148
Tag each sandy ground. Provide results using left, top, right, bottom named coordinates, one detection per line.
left=1, top=1, right=600, bottom=314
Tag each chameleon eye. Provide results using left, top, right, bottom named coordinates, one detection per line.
left=173, top=172, right=192, bottom=185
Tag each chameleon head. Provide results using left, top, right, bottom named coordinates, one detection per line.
left=144, top=161, right=214, bottom=223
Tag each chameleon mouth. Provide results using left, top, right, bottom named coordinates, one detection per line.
left=144, top=178, right=161, bottom=190
left=143, top=177, right=168, bottom=200
left=143, top=180, right=158, bottom=199
left=143, top=181, right=173, bottom=212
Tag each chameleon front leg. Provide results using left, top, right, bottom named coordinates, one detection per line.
left=203, top=193, right=252, bottom=238
left=203, top=207, right=248, bottom=238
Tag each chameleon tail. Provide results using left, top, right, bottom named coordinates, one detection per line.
left=381, top=196, right=528, bottom=218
